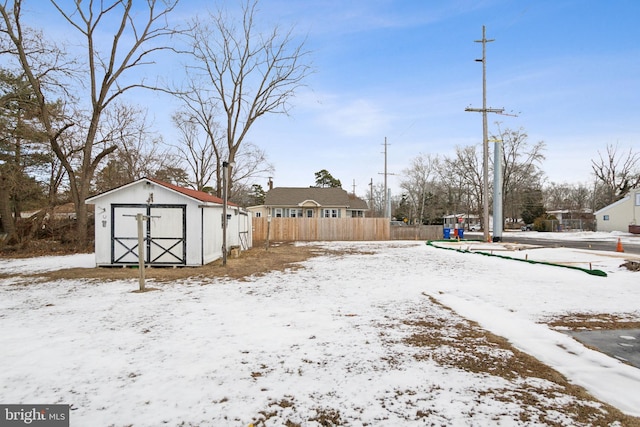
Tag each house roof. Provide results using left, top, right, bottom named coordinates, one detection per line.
left=594, top=195, right=631, bottom=215
left=264, top=187, right=368, bottom=210
left=86, top=177, right=235, bottom=206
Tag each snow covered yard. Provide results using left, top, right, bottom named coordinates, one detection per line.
left=1, top=240, right=640, bottom=426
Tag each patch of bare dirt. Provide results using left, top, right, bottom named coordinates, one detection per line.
left=546, top=312, right=640, bottom=331
left=621, top=260, right=640, bottom=271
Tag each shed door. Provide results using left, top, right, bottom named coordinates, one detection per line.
left=112, top=204, right=186, bottom=265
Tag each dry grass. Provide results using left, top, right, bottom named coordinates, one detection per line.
left=7, top=242, right=325, bottom=283
left=546, top=313, right=640, bottom=331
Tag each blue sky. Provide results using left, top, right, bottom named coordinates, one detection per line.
left=220, top=0, right=640, bottom=195
left=23, top=0, right=640, bottom=196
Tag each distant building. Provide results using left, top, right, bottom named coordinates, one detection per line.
left=247, top=187, right=368, bottom=219
left=442, top=213, right=482, bottom=230
left=594, top=189, right=640, bottom=233
left=546, top=209, right=595, bottom=232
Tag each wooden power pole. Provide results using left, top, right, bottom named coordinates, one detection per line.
left=465, top=25, right=504, bottom=242
left=379, top=137, right=396, bottom=218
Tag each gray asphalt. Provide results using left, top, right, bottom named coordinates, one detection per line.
left=567, top=329, right=640, bottom=369
left=492, top=232, right=640, bottom=255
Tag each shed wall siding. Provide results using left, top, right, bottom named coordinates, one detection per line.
left=202, top=206, right=223, bottom=264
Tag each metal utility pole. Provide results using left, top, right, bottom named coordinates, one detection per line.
left=465, top=25, right=503, bottom=242
left=492, top=139, right=503, bottom=242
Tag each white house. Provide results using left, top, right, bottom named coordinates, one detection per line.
left=594, top=188, right=640, bottom=233
left=85, top=177, right=251, bottom=267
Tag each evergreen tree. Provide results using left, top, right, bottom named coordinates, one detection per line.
left=314, top=169, right=342, bottom=188
left=249, top=184, right=266, bottom=205
left=520, top=188, right=545, bottom=224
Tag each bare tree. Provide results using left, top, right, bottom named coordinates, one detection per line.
left=184, top=0, right=311, bottom=195
left=368, top=182, right=387, bottom=218
left=228, top=142, right=273, bottom=200
left=544, top=181, right=592, bottom=212
left=591, top=143, right=640, bottom=208
left=400, top=153, right=439, bottom=224
left=172, top=107, right=222, bottom=192
left=172, top=108, right=274, bottom=194
left=95, top=104, right=174, bottom=192
left=441, top=145, right=484, bottom=219
left=0, top=0, right=180, bottom=246
left=492, top=125, right=546, bottom=223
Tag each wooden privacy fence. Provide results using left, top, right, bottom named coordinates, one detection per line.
left=252, top=217, right=442, bottom=243
left=390, top=224, right=442, bottom=241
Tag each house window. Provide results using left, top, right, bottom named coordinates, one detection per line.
left=274, top=208, right=283, bottom=218
left=255, top=212, right=262, bottom=218
left=636, top=193, right=640, bottom=206
left=306, top=209, right=313, bottom=218
left=323, top=209, right=339, bottom=218
left=603, top=215, right=609, bottom=221
left=288, top=209, right=302, bottom=218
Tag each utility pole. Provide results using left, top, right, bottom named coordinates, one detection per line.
left=379, top=137, right=395, bottom=218
left=492, top=139, right=503, bottom=242
left=465, top=25, right=503, bottom=242
left=368, top=178, right=374, bottom=217
left=222, top=160, right=234, bottom=266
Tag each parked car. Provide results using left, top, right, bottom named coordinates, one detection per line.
left=468, top=224, right=481, bottom=231
left=390, top=220, right=406, bottom=226
left=521, top=224, right=533, bottom=231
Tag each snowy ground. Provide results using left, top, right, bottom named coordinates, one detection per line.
left=1, top=233, right=640, bottom=426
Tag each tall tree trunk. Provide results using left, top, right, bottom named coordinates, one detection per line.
left=0, top=174, right=18, bottom=244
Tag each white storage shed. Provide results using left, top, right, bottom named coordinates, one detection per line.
left=85, top=177, right=251, bottom=267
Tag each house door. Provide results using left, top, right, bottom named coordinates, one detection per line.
left=112, top=204, right=186, bottom=265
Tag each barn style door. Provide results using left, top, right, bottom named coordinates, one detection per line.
left=112, top=204, right=186, bottom=265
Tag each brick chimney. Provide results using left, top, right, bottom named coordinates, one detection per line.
left=268, top=177, right=273, bottom=190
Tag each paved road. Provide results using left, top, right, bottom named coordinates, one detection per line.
left=497, top=233, right=640, bottom=255
left=568, top=329, right=640, bottom=369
